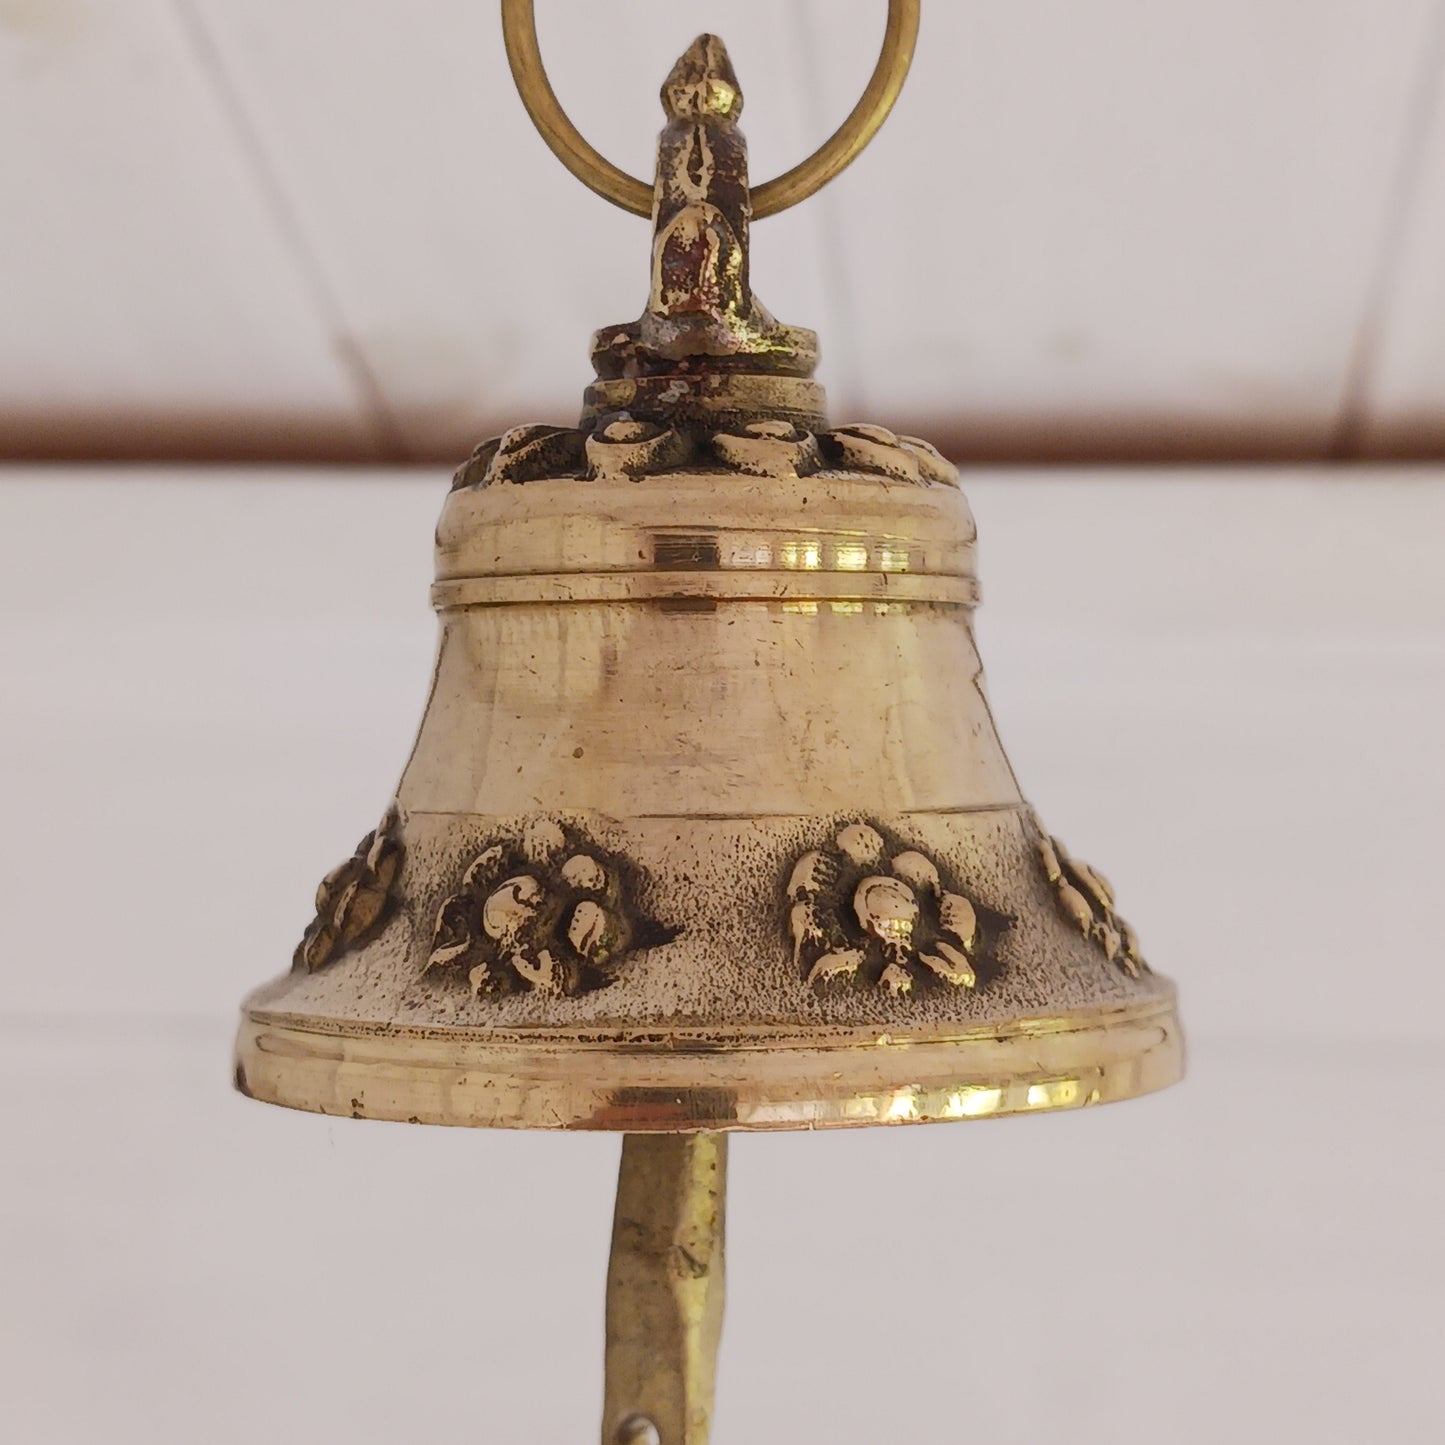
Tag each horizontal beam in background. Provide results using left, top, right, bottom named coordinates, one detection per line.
left=5, top=410, right=1445, bottom=468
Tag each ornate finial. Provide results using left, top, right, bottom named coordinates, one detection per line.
left=586, top=36, right=823, bottom=433
left=645, top=35, right=754, bottom=356
left=661, top=34, right=743, bottom=123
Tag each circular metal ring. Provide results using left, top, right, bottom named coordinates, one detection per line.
left=500, top=0, right=920, bottom=220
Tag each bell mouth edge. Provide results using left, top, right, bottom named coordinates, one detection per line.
left=233, top=995, right=1183, bottom=1132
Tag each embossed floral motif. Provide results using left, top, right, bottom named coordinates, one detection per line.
left=786, top=823, right=996, bottom=996
left=1034, top=819, right=1147, bottom=979
left=451, top=424, right=586, bottom=490
left=712, top=419, right=822, bottom=478
left=585, top=418, right=693, bottom=480
left=450, top=419, right=959, bottom=489
left=424, top=817, right=672, bottom=998
left=822, top=424, right=957, bottom=485
left=293, top=803, right=404, bottom=973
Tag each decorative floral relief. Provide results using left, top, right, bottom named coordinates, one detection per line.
left=424, top=817, right=673, bottom=998
left=1033, top=817, right=1147, bottom=979
left=786, top=823, right=998, bottom=996
left=451, top=418, right=958, bottom=490
left=451, top=424, right=586, bottom=490
left=293, top=803, right=404, bottom=973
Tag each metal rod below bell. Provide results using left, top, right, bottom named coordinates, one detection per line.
left=603, top=1134, right=729, bottom=1445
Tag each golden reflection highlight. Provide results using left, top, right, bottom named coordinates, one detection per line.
left=1027, top=1079, right=1083, bottom=1109
left=780, top=541, right=823, bottom=570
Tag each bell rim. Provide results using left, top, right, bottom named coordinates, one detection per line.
left=233, top=993, right=1183, bottom=1132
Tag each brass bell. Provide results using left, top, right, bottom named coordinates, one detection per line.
left=235, top=9, right=1183, bottom=1441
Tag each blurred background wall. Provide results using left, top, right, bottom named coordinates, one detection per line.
left=4, top=0, right=1445, bottom=465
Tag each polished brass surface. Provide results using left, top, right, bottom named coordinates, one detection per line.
left=603, top=1135, right=727, bottom=1445
left=234, top=34, right=1183, bottom=1134
left=236, top=999, right=1180, bottom=1131
left=234, top=29, right=1184, bottom=1444
left=501, top=0, right=920, bottom=219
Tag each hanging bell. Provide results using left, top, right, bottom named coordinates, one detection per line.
left=234, top=28, right=1182, bottom=1136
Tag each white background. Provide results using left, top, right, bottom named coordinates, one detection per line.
left=4, top=1, right=1445, bottom=462
left=2, top=468, right=1441, bottom=1442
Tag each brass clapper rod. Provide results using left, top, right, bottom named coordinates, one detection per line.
left=603, top=1134, right=729, bottom=1445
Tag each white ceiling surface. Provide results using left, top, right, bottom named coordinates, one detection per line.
left=0, top=0, right=376, bottom=453
left=2, top=1, right=1444, bottom=460
left=1358, top=0, right=1445, bottom=453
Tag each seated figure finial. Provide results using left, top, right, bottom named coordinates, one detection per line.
left=585, top=36, right=822, bottom=432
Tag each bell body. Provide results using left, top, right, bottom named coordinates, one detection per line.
left=236, top=444, right=1182, bottom=1129
left=234, top=33, right=1182, bottom=1130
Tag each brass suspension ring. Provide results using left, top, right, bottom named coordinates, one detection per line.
left=500, top=0, right=920, bottom=219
